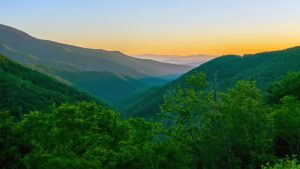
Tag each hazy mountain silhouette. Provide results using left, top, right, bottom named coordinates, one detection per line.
left=132, top=54, right=215, bottom=67
left=0, top=24, right=193, bottom=103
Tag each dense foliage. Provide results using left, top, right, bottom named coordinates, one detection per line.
left=0, top=103, right=192, bottom=169
left=267, top=72, right=300, bottom=104
left=1, top=71, right=300, bottom=168
left=161, top=73, right=274, bottom=168
left=262, top=157, right=300, bottom=169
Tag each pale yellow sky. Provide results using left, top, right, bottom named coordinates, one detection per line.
left=3, top=0, right=300, bottom=56
left=45, top=25, right=300, bottom=56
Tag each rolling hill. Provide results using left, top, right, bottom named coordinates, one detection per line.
left=116, top=46, right=300, bottom=117
left=0, top=24, right=192, bottom=103
left=0, top=24, right=192, bottom=78
left=0, top=54, right=98, bottom=118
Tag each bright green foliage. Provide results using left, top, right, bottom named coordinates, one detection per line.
left=5, top=102, right=190, bottom=169
left=21, top=103, right=124, bottom=169
left=161, top=73, right=211, bottom=167
left=161, top=73, right=209, bottom=139
left=273, top=96, right=300, bottom=157
left=161, top=76, right=274, bottom=168
left=262, top=158, right=300, bottom=169
left=20, top=102, right=123, bottom=169
left=211, top=81, right=274, bottom=168
left=268, top=72, right=300, bottom=104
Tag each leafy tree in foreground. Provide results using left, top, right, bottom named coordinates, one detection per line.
left=273, top=96, right=300, bottom=158
left=199, top=81, right=274, bottom=169
left=160, top=73, right=211, bottom=168
left=267, top=72, right=300, bottom=104
left=262, top=157, right=300, bottom=169
left=161, top=74, right=274, bottom=168
left=17, top=102, right=192, bottom=169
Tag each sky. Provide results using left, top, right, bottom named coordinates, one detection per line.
left=1, top=0, right=300, bottom=56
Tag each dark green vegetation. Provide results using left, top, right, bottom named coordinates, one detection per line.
left=0, top=24, right=192, bottom=104
left=267, top=71, right=300, bottom=104
left=56, top=71, right=147, bottom=102
left=118, top=46, right=300, bottom=117
left=0, top=55, right=97, bottom=118
left=1, top=72, right=300, bottom=168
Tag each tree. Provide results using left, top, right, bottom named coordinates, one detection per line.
left=262, top=157, right=300, bottom=169
left=267, top=72, right=300, bottom=104
left=19, top=102, right=127, bottom=169
left=160, top=73, right=211, bottom=167
left=0, top=112, right=24, bottom=169
left=17, top=102, right=192, bottom=169
left=198, top=81, right=274, bottom=169
left=273, top=96, right=300, bottom=157
left=161, top=75, right=274, bottom=168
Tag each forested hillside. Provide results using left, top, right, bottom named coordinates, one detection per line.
left=56, top=71, right=148, bottom=102
left=0, top=55, right=98, bottom=117
left=117, top=47, right=300, bottom=117
left=2, top=72, right=300, bottom=169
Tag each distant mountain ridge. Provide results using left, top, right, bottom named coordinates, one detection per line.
left=0, top=24, right=192, bottom=103
left=132, top=54, right=216, bottom=67
left=116, top=46, right=300, bottom=117
left=0, top=24, right=192, bottom=78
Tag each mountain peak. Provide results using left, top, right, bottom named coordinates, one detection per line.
left=0, top=24, right=34, bottom=40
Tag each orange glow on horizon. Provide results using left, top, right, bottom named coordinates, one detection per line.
left=3, top=0, right=300, bottom=57
left=33, top=23, right=300, bottom=57
left=46, top=34, right=300, bottom=57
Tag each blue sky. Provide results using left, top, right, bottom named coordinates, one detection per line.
left=1, top=0, right=300, bottom=55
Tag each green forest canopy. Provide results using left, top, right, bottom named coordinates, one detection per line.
left=1, top=71, right=300, bottom=169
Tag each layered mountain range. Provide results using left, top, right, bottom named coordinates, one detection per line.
left=2, top=24, right=300, bottom=118
left=132, top=54, right=215, bottom=67
left=0, top=24, right=192, bottom=103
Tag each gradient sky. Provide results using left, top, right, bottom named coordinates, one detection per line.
left=1, top=0, right=300, bottom=56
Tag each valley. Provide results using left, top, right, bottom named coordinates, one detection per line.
left=1, top=1, right=300, bottom=168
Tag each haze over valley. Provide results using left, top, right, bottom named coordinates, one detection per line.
left=132, top=54, right=216, bottom=67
